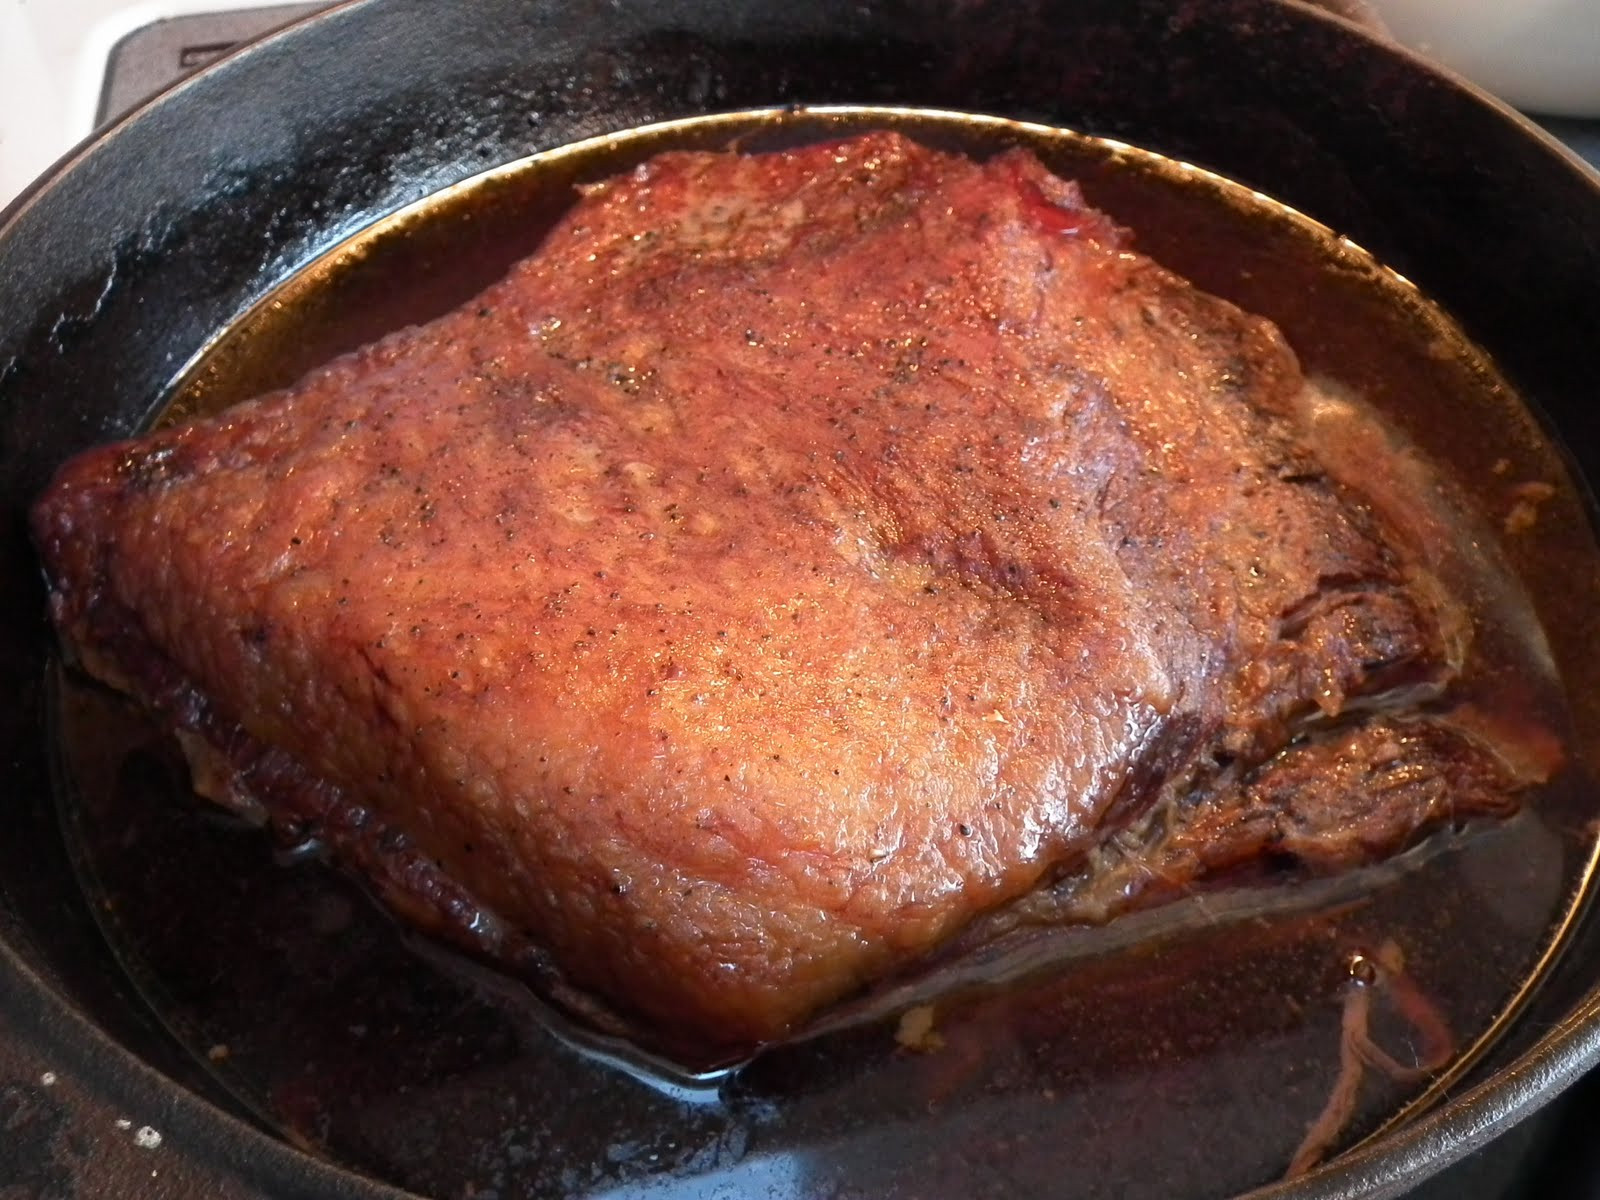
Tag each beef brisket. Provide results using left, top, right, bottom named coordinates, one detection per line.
left=32, top=132, right=1550, bottom=1063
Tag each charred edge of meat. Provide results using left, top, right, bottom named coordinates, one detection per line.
left=1061, top=712, right=1548, bottom=925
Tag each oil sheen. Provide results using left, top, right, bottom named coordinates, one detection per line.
left=53, top=107, right=1600, bottom=1200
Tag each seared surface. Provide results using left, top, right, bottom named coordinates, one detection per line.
left=33, top=133, right=1542, bottom=1060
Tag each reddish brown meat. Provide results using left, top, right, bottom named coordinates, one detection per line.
left=32, top=132, right=1547, bottom=1063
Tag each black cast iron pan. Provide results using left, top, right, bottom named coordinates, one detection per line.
left=2, top=1, right=1599, bottom=1197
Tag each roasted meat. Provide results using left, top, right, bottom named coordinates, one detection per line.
left=32, top=132, right=1550, bottom=1064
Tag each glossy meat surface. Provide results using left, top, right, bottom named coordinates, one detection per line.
left=33, top=133, right=1541, bottom=1061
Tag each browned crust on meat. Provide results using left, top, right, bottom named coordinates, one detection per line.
left=31, top=132, right=1553, bottom=1061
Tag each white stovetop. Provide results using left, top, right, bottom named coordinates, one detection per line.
left=0, top=0, right=308, bottom=211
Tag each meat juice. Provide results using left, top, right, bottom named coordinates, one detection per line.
left=51, top=108, right=1600, bottom=1199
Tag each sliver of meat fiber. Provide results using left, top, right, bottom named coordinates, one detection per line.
left=33, top=131, right=1548, bottom=1065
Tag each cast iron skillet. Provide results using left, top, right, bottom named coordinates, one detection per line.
left=1, top=1, right=1598, bottom=1196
